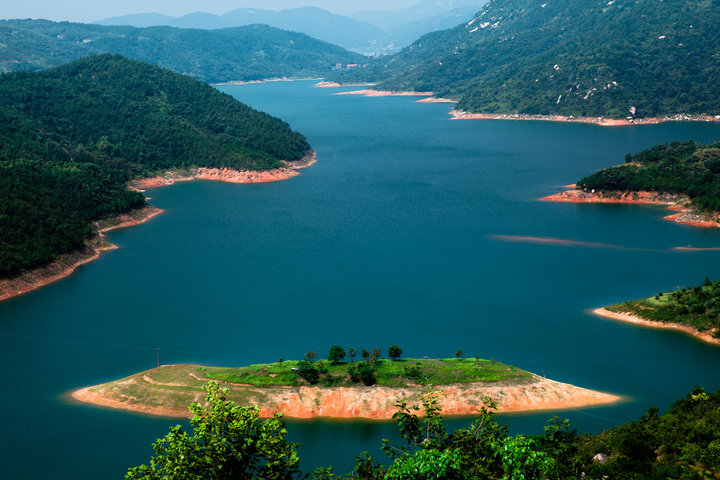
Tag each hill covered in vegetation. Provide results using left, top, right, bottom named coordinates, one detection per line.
left=0, top=19, right=364, bottom=83
left=0, top=54, right=311, bottom=278
left=578, top=140, right=720, bottom=212
left=335, top=0, right=720, bottom=119
left=603, top=277, right=720, bottom=340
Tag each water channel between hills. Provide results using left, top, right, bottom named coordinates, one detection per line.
left=1, top=81, right=720, bottom=478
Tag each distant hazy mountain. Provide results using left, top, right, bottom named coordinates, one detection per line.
left=0, top=19, right=364, bottom=82
left=351, top=0, right=487, bottom=30
left=96, top=2, right=488, bottom=54
left=383, top=6, right=483, bottom=51
left=339, top=0, right=720, bottom=119
left=97, top=7, right=386, bottom=53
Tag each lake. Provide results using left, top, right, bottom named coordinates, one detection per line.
left=1, top=80, right=720, bottom=478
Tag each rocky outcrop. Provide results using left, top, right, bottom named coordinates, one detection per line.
left=129, top=152, right=316, bottom=190
left=542, top=188, right=720, bottom=228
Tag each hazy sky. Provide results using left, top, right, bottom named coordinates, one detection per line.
left=0, top=0, right=423, bottom=23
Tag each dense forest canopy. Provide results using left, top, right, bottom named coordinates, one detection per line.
left=0, top=54, right=311, bottom=277
left=578, top=140, right=720, bottom=212
left=0, top=19, right=364, bottom=83
left=333, top=0, right=720, bottom=119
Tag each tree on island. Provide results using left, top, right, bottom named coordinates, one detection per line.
left=126, top=382, right=299, bottom=480
left=347, top=347, right=357, bottom=363
left=328, top=345, right=346, bottom=365
left=388, top=345, right=402, bottom=362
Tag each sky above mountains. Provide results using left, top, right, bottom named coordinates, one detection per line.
left=0, top=0, right=422, bottom=22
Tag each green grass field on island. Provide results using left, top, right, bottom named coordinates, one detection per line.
left=198, top=357, right=532, bottom=389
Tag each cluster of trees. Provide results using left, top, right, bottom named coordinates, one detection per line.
left=577, top=139, right=720, bottom=213
left=332, top=0, right=720, bottom=118
left=0, top=54, right=311, bottom=277
left=0, top=19, right=364, bottom=83
left=127, top=382, right=720, bottom=479
left=610, top=277, right=720, bottom=336
left=296, top=345, right=403, bottom=387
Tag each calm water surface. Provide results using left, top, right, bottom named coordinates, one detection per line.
left=2, top=81, right=720, bottom=478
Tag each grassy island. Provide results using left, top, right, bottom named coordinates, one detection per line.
left=71, top=355, right=620, bottom=419
left=597, top=278, right=720, bottom=345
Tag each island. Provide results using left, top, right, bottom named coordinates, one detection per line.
left=594, top=278, right=720, bottom=346
left=71, top=357, right=621, bottom=419
left=542, top=140, right=720, bottom=228
left=0, top=54, right=315, bottom=302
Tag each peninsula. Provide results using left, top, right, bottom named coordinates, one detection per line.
left=542, top=140, right=720, bottom=228
left=71, top=359, right=621, bottom=419
left=0, top=54, right=314, bottom=302
left=594, top=278, right=720, bottom=346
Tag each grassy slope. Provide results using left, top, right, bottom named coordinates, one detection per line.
left=200, top=357, right=531, bottom=388
left=606, top=279, right=720, bottom=337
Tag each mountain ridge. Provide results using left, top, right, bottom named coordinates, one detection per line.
left=337, top=0, right=720, bottom=119
left=0, top=19, right=363, bottom=82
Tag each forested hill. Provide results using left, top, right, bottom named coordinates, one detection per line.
left=337, top=0, right=720, bottom=119
left=0, top=19, right=364, bottom=83
left=578, top=140, right=720, bottom=212
left=0, top=54, right=311, bottom=277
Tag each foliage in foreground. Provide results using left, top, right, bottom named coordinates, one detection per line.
left=128, top=382, right=720, bottom=480
left=126, top=382, right=300, bottom=480
left=607, top=277, right=720, bottom=337
left=578, top=139, right=720, bottom=212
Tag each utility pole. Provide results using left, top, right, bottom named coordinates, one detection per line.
left=424, top=356, right=429, bottom=380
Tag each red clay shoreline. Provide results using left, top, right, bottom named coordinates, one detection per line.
left=0, top=206, right=162, bottom=303
left=541, top=188, right=720, bottom=229
left=315, top=83, right=719, bottom=124
left=593, top=308, right=720, bottom=347
left=0, top=152, right=316, bottom=302
left=130, top=152, right=316, bottom=190
left=451, top=110, right=720, bottom=126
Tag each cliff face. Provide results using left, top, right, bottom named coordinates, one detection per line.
left=254, top=377, right=620, bottom=419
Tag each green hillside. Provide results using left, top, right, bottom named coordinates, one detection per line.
left=0, top=19, right=364, bottom=83
left=0, top=54, right=311, bottom=277
left=336, top=0, right=720, bottom=119
left=578, top=140, right=720, bottom=212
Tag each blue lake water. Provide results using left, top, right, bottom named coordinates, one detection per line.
left=1, top=80, right=720, bottom=478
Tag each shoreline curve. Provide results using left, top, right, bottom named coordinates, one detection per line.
left=0, top=152, right=317, bottom=303
left=593, top=308, right=720, bottom=346
left=450, top=110, right=720, bottom=126
left=541, top=188, right=720, bottom=229
left=0, top=206, right=162, bottom=303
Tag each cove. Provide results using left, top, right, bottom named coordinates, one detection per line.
left=1, top=80, right=720, bottom=478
